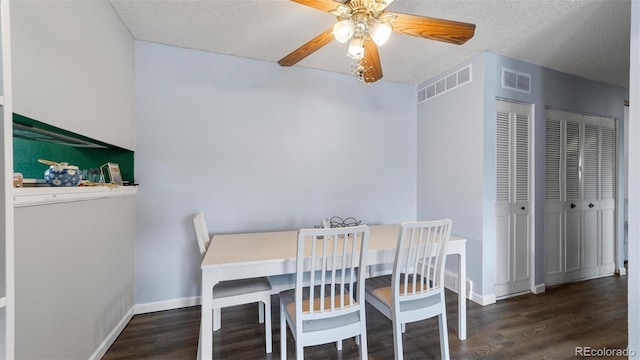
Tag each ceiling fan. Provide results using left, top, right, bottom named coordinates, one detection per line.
left=278, top=0, right=476, bottom=83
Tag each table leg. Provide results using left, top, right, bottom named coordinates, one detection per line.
left=458, top=249, right=467, bottom=340
left=213, top=308, right=221, bottom=331
left=197, top=326, right=202, bottom=360
left=201, top=270, right=217, bottom=360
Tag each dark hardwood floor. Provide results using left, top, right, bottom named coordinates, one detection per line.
left=103, top=276, right=628, bottom=359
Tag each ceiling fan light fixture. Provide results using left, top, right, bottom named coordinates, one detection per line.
left=333, top=19, right=356, bottom=43
left=347, top=37, right=365, bottom=59
left=368, top=21, right=392, bottom=46
left=280, top=0, right=476, bottom=84
left=330, top=4, right=351, bottom=17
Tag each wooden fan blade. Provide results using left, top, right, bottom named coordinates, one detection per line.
left=290, top=0, right=340, bottom=12
left=278, top=28, right=334, bottom=67
left=392, top=13, right=475, bottom=45
left=363, top=41, right=383, bottom=83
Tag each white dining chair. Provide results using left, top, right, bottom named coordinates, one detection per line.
left=279, top=225, right=369, bottom=359
left=193, top=212, right=273, bottom=353
left=365, top=219, right=452, bottom=360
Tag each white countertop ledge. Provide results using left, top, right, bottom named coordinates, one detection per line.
left=14, top=186, right=138, bottom=207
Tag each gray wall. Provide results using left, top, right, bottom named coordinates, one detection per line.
left=10, top=0, right=135, bottom=150
left=628, top=0, right=639, bottom=356
left=134, top=41, right=417, bottom=305
left=482, top=53, right=546, bottom=291
left=416, top=53, right=486, bottom=295
left=14, top=196, right=136, bottom=359
left=417, top=50, right=626, bottom=299
left=543, top=67, right=627, bottom=280
left=7, top=2, right=137, bottom=358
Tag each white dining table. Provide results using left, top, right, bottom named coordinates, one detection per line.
left=199, top=223, right=467, bottom=360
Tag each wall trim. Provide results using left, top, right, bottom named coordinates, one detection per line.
left=14, top=186, right=137, bottom=207
left=471, top=291, right=497, bottom=306
left=443, top=269, right=495, bottom=306
left=135, top=272, right=499, bottom=316
left=134, top=296, right=201, bottom=315
left=533, top=282, right=546, bottom=294
left=89, top=306, right=134, bottom=360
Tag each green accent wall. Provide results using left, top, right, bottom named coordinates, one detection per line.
left=13, top=114, right=134, bottom=183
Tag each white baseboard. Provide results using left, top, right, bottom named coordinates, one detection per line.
left=134, top=271, right=498, bottom=316
left=134, top=296, right=202, bottom=315
left=533, top=283, right=546, bottom=294
left=443, top=270, right=496, bottom=306
left=471, top=291, right=496, bottom=306
left=89, top=306, right=134, bottom=360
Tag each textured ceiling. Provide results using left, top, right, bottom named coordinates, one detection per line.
left=109, top=0, right=631, bottom=88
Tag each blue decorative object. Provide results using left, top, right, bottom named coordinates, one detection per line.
left=44, top=162, right=82, bottom=187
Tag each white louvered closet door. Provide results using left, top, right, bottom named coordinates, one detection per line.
left=600, top=122, right=616, bottom=274
left=564, top=120, right=582, bottom=278
left=544, top=109, right=617, bottom=286
left=544, top=118, right=562, bottom=276
left=495, top=100, right=532, bottom=298
left=581, top=121, right=600, bottom=277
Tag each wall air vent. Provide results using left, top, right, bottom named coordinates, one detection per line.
left=417, top=64, right=472, bottom=104
left=502, top=68, right=531, bottom=93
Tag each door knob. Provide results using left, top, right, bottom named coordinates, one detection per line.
left=571, top=203, right=576, bottom=209
left=589, top=203, right=595, bottom=208
left=521, top=206, right=526, bottom=210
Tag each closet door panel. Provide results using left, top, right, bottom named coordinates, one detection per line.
left=601, top=208, right=615, bottom=271
left=495, top=108, right=511, bottom=287
left=600, top=126, right=616, bottom=272
left=565, top=121, right=581, bottom=273
left=565, top=121, right=581, bottom=202
left=565, top=210, right=581, bottom=273
left=544, top=118, right=563, bottom=276
left=581, top=209, right=599, bottom=277
left=544, top=209, right=563, bottom=275
left=581, top=123, right=600, bottom=278
left=513, top=112, right=530, bottom=282
left=514, top=210, right=530, bottom=281
left=495, top=100, right=532, bottom=297
left=495, top=213, right=511, bottom=286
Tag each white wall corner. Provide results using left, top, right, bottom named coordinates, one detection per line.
left=134, top=296, right=202, bottom=315
left=533, top=283, right=546, bottom=294
left=88, top=306, right=134, bottom=360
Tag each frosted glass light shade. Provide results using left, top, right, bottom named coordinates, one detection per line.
left=333, top=20, right=356, bottom=43
left=369, top=21, right=392, bottom=46
left=347, top=37, right=365, bottom=59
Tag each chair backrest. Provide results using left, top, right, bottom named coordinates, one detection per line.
left=392, top=219, right=452, bottom=301
left=294, top=225, right=369, bottom=321
left=193, top=212, right=211, bottom=256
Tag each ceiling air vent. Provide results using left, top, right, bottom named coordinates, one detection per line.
left=418, top=64, right=472, bottom=104
left=502, top=68, right=531, bottom=93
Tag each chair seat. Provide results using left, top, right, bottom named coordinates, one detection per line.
left=213, top=277, right=272, bottom=299
left=366, top=275, right=442, bottom=312
left=280, top=289, right=360, bottom=332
